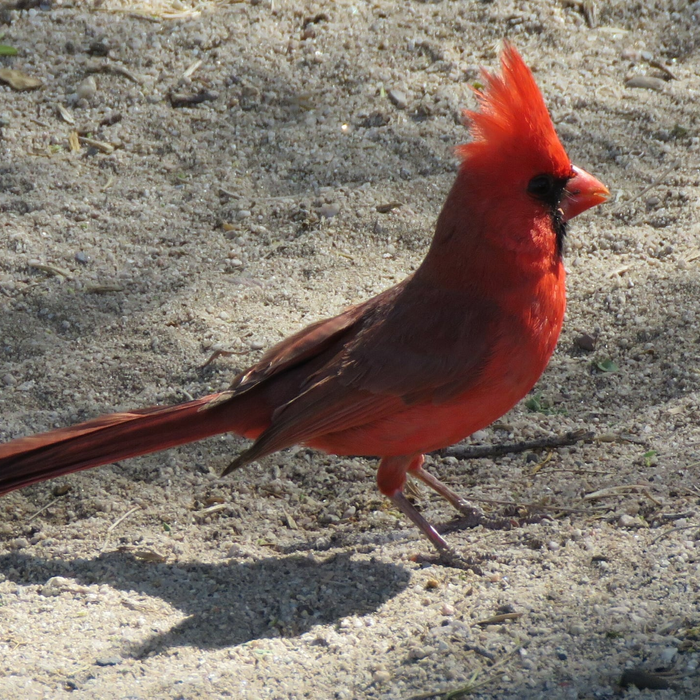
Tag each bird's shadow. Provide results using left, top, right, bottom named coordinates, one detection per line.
left=0, top=550, right=410, bottom=656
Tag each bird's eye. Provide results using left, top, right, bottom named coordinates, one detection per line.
left=527, top=174, right=556, bottom=198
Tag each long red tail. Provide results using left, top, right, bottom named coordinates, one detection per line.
left=0, top=393, right=245, bottom=496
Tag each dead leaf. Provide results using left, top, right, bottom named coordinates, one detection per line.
left=28, top=261, right=72, bottom=278
left=78, top=136, right=115, bottom=154
left=0, top=68, right=43, bottom=91
left=57, top=104, right=75, bottom=125
left=131, top=548, right=167, bottom=563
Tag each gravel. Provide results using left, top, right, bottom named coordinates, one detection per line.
left=0, top=1, right=699, bottom=699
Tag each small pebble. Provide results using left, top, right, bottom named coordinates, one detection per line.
left=95, top=656, right=123, bottom=667
left=227, top=543, right=245, bottom=558
left=618, top=514, right=640, bottom=528
left=77, top=76, right=97, bottom=101
left=659, top=647, right=677, bottom=664
left=621, top=47, right=642, bottom=61
left=625, top=76, right=665, bottom=91
left=373, top=669, right=391, bottom=683
left=574, top=333, right=596, bottom=352
left=407, top=646, right=430, bottom=660
left=2, top=373, right=16, bottom=386
left=318, top=203, right=339, bottom=219
left=40, top=585, right=61, bottom=597
left=387, top=88, right=408, bottom=109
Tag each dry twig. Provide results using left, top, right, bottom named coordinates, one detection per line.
left=27, top=494, right=68, bottom=522
left=100, top=505, right=141, bottom=552
left=440, top=430, right=593, bottom=461
left=609, top=161, right=678, bottom=214
left=651, top=524, right=700, bottom=545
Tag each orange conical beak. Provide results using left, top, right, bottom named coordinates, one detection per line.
left=561, top=165, right=609, bottom=221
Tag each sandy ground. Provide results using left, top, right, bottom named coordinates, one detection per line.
left=0, top=0, right=699, bottom=698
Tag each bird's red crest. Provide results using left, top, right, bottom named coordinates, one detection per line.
left=458, top=43, right=571, bottom=177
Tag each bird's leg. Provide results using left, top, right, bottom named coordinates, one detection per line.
left=409, top=458, right=518, bottom=531
left=388, top=492, right=449, bottom=552
left=377, top=455, right=449, bottom=551
left=409, top=458, right=487, bottom=525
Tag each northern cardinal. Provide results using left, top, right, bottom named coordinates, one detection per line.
left=0, top=44, right=608, bottom=551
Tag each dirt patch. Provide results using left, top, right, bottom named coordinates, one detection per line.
left=0, top=1, right=699, bottom=698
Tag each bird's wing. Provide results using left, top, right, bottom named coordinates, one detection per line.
left=221, top=284, right=405, bottom=399
left=224, top=279, right=498, bottom=469
left=336, top=281, right=498, bottom=403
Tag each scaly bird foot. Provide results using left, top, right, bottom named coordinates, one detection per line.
left=411, top=463, right=549, bottom=532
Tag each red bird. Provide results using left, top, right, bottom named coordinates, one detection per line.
left=0, top=45, right=608, bottom=550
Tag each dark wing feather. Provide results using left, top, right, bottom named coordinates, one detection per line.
left=225, top=284, right=405, bottom=398
left=337, top=281, right=497, bottom=403
left=224, top=277, right=497, bottom=471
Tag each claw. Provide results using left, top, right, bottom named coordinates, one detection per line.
left=411, top=462, right=544, bottom=533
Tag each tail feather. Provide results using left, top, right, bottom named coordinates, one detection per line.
left=0, top=393, right=243, bottom=496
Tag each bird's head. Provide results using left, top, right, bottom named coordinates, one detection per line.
left=454, top=43, right=608, bottom=259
